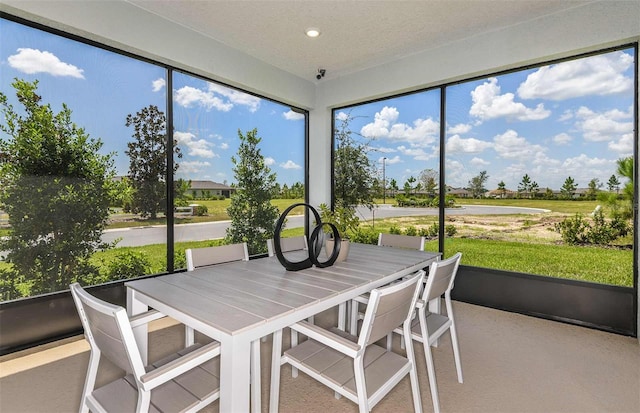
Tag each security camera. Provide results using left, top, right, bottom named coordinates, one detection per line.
left=316, top=68, right=326, bottom=80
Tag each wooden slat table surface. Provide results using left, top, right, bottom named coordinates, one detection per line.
left=126, top=242, right=440, bottom=413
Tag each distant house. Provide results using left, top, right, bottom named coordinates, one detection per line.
left=447, top=187, right=472, bottom=198
left=187, top=180, right=235, bottom=199
left=487, top=188, right=517, bottom=198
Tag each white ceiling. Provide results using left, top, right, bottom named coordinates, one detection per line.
left=127, top=0, right=590, bottom=82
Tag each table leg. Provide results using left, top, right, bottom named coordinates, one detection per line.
left=219, top=337, right=251, bottom=413
left=126, top=288, right=149, bottom=364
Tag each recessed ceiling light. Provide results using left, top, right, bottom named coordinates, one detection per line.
left=305, top=28, right=320, bottom=38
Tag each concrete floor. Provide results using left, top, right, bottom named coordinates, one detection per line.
left=1, top=301, right=638, bottom=413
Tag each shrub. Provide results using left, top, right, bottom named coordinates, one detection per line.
left=554, top=210, right=629, bottom=245
left=106, top=250, right=151, bottom=280
left=192, top=204, right=208, bottom=216
left=420, top=223, right=439, bottom=238
left=445, top=224, right=457, bottom=237
left=350, top=229, right=378, bottom=245
left=404, top=226, right=418, bottom=236
left=389, top=225, right=402, bottom=235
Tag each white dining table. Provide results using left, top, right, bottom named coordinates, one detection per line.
left=125, top=242, right=440, bottom=413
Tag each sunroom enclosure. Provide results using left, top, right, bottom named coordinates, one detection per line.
left=0, top=1, right=639, bottom=356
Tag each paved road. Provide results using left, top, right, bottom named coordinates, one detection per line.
left=102, top=204, right=548, bottom=247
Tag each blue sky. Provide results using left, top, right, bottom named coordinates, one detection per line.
left=1, top=19, right=305, bottom=186
left=1, top=18, right=636, bottom=193
left=339, top=48, right=635, bottom=191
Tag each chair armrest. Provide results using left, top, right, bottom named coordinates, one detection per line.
left=129, top=309, right=165, bottom=328
left=352, top=293, right=370, bottom=304
left=290, top=321, right=360, bottom=357
left=140, top=341, right=221, bottom=390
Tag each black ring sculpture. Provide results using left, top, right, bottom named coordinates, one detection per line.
left=273, top=203, right=341, bottom=271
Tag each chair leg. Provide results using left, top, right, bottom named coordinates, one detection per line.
left=450, top=320, right=464, bottom=383
left=269, top=329, right=283, bottom=413
left=251, top=339, right=261, bottom=413
left=423, top=335, right=441, bottom=413
left=403, top=328, right=423, bottom=413
left=79, top=351, right=100, bottom=413
left=349, top=301, right=359, bottom=335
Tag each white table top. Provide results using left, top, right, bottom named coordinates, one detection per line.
left=126, top=243, right=439, bottom=339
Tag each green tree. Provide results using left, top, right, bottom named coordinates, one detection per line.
left=468, top=171, right=489, bottom=198
left=616, top=156, right=633, bottom=200
left=530, top=181, right=540, bottom=198
left=497, top=181, right=506, bottom=198
left=389, top=178, right=398, bottom=197
left=174, top=178, right=191, bottom=207
left=125, top=105, right=181, bottom=219
left=0, top=79, right=114, bottom=299
left=518, top=174, right=532, bottom=198
left=334, top=112, right=375, bottom=209
left=616, top=156, right=634, bottom=219
left=560, top=176, right=578, bottom=199
left=419, top=168, right=438, bottom=197
left=225, top=128, right=278, bottom=255
left=586, top=178, right=601, bottom=200
left=607, top=174, right=621, bottom=193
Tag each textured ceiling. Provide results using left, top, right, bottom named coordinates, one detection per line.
left=127, top=0, right=589, bottom=82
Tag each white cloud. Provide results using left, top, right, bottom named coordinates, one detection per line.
left=282, top=110, right=305, bottom=120
left=173, top=82, right=262, bottom=112
left=219, top=142, right=229, bottom=150
left=447, top=123, right=472, bottom=135
left=280, top=160, right=301, bottom=169
left=374, top=146, right=397, bottom=154
left=8, top=48, right=84, bottom=78
left=152, top=78, right=166, bottom=92
left=207, top=83, right=261, bottom=112
left=574, top=106, right=633, bottom=142
left=517, top=51, right=633, bottom=100
left=264, top=157, right=276, bottom=166
left=335, top=111, right=349, bottom=121
left=470, top=77, right=550, bottom=122
left=552, top=133, right=572, bottom=145
left=558, top=110, right=573, bottom=122
left=608, top=132, right=634, bottom=155
left=178, top=160, right=212, bottom=174
left=174, top=86, right=233, bottom=111
left=384, top=155, right=402, bottom=164
left=396, top=145, right=435, bottom=161
left=492, top=129, right=547, bottom=161
left=174, top=131, right=217, bottom=158
left=360, top=106, right=399, bottom=138
left=361, top=106, right=439, bottom=147
left=446, top=135, right=492, bottom=154
left=470, top=157, right=490, bottom=166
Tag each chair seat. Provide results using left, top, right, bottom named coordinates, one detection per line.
left=409, top=312, right=452, bottom=343
left=284, top=328, right=411, bottom=400
left=92, top=344, right=220, bottom=413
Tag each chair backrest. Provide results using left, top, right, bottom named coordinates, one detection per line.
left=378, top=233, right=425, bottom=251
left=359, top=270, right=425, bottom=347
left=267, top=236, right=308, bottom=257
left=185, top=242, right=249, bottom=271
left=70, top=283, right=146, bottom=378
left=422, top=252, right=462, bottom=302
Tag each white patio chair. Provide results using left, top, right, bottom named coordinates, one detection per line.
left=349, top=233, right=426, bottom=341
left=185, top=242, right=249, bottom=271
left=266, top=235, right=308, bottom=256
left=269, top=270, right=425, bottom=413
left=394, top=252, right=464, bottom=413
left=70, top=283, right=221, bottom=413
left=185, top=242, right=262, bottom=413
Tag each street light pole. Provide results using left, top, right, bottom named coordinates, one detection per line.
left=382, top=157, right=387, bottom=204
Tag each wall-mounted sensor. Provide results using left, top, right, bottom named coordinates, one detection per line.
left=316, top=68, right=326, bottom=80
